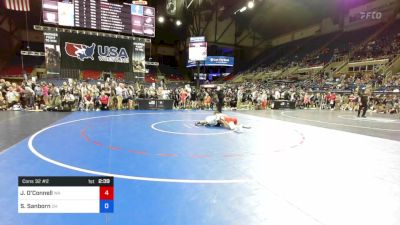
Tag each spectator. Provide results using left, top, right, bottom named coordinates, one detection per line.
left=179, top=88, right=188, bottom=109
left=0, top=93, right=6, bottom=110
left=63, top=92, right=76, bottom=110
left=6, top=87, right=19, bottom=108
left=115, top=83, right=123, bottom=110
left=84, top=91, right=94, bottom=111
left=98, top=92, right=109, bottom=111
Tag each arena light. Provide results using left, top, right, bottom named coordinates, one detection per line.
left=176, top=20, right=182, bottom=26
left=248, top=1, right=254, bottom=9
left=158, top=16, right=165, bottom=23
left=239, top=6, right=247, bottom=13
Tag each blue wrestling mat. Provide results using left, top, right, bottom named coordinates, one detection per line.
left=0, top=110, right=320, bottom=225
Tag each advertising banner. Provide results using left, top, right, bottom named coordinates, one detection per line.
left=193, top=73, right=207, bottom=80
left=187, top=60, right=198, bottom=67
left=132, top=15, right=144, bottom=35
left=60, top=32, right=133, bottom=72
left=205, top=56, right=234, bottom=66
left=131, top=4, right=155, bottom=37
left=190, top=36, right=205, bottom=43
left=143, top=16, right=155, bottom=36
left=132, top=40, right=146, bottom=73
left=189, top=42, right=207, bottom=61
left=187, top=56, right=234, bottom=68
left=44, top=31, right=61, bottom=75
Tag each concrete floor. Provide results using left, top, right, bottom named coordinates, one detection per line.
left=0, top=111, right=71, bottom=152
left=240, top=109, right=400, bottom=141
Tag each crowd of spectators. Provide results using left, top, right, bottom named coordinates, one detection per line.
left=1, top=28, right=400, bottom=114
left=245, top=31, right=400, bottom=78
left=0, top=78, right=170, bottom=111
left=351, top=33, right=400, bottom=61
left=0, top=71, right=399, bottom=114
left=185, top=73, right=392, bottom=114
left=218, top=74, right=399, bottom=114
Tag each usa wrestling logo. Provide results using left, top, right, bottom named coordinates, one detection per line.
left=64, top=42, right=95, bottom=61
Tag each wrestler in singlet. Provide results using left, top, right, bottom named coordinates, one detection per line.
left=218, top=114, right=238, bottom=125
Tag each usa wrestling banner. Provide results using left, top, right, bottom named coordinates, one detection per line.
left=59, top=32, right=133, bottom=72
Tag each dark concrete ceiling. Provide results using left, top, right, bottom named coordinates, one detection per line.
left=231, top=0, right=374, bottom=38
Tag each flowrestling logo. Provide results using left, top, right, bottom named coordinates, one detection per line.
left=360, top=11, right=382, bottom=20
left=64, top=42, right=129, bottom=63
left=65, top=42, right=95, bottom=61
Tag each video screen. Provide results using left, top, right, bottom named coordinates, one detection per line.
left=41, top=0, right=155, bottom=37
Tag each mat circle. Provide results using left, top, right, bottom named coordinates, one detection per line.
left=151, top=120, right=234, bottom=135
left=28, top=113, right=252, bottom=184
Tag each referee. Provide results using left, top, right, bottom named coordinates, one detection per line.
left=216, top=86, right=224, bottom=113
left=357, top=91, right=369, bottom=118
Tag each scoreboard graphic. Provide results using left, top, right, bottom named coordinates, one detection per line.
left=189, top=37, right=207, bottom=61
left=18, top=177, right=114, bottom=213
left=42, top=0, right=155, bottom=37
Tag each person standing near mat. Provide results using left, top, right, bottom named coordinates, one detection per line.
left=216, top=86, right=224, bottom=113
left=358, top=89, right=370, bottom=118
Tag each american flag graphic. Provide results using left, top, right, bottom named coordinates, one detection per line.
left=4, top=0, right=30, bottom=11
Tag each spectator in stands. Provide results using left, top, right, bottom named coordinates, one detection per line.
left=49, top=85, right=62, bottom=110
left=62, top=92, right=75, bottom=110
left=91, top=84, right=100, bottom=100
left=6, top=87, right=19, bottom=108
left=42, top=82, right=49, bottom=106
left=204, top=93, right=211, bottom=109
left=198, top=89, right=206, bottom=109
left=260, top=91, right=268, bottom=110
left=98, top=91, right=109, bottom=111
left=303, top=93, right=310, bottom=108
left=190, top=88, right=198, bottom=109
left=179, top=88, right=188, bottom=109
left=102, top=83, right=111, bottom=97
left=34, top=83, right=43, bottom=107
left=60, top=82, right=69, bottom=96
left=0, top=93, right=6, bottom=110
left=170, top=89, right=179, bottom=108
left=84, top=91, right=94, bottom=111
left=1, top=81, right=10, bottom=96
left=237, top=87, right=243, bottom=109
left=22, top=84, right=35, bottom=109
left=0, top=65, right=398, bottom=115
left=329, top=92, right=337, bottom=110
left=115, top=83, right=123, bottom=110
left=128, top=86, right=136, bottom=109
left=0, top=79, right=5, bottom=89
left=121, top=84, right=130, bottom=109
left=274, top=89, right=281, bottom=100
